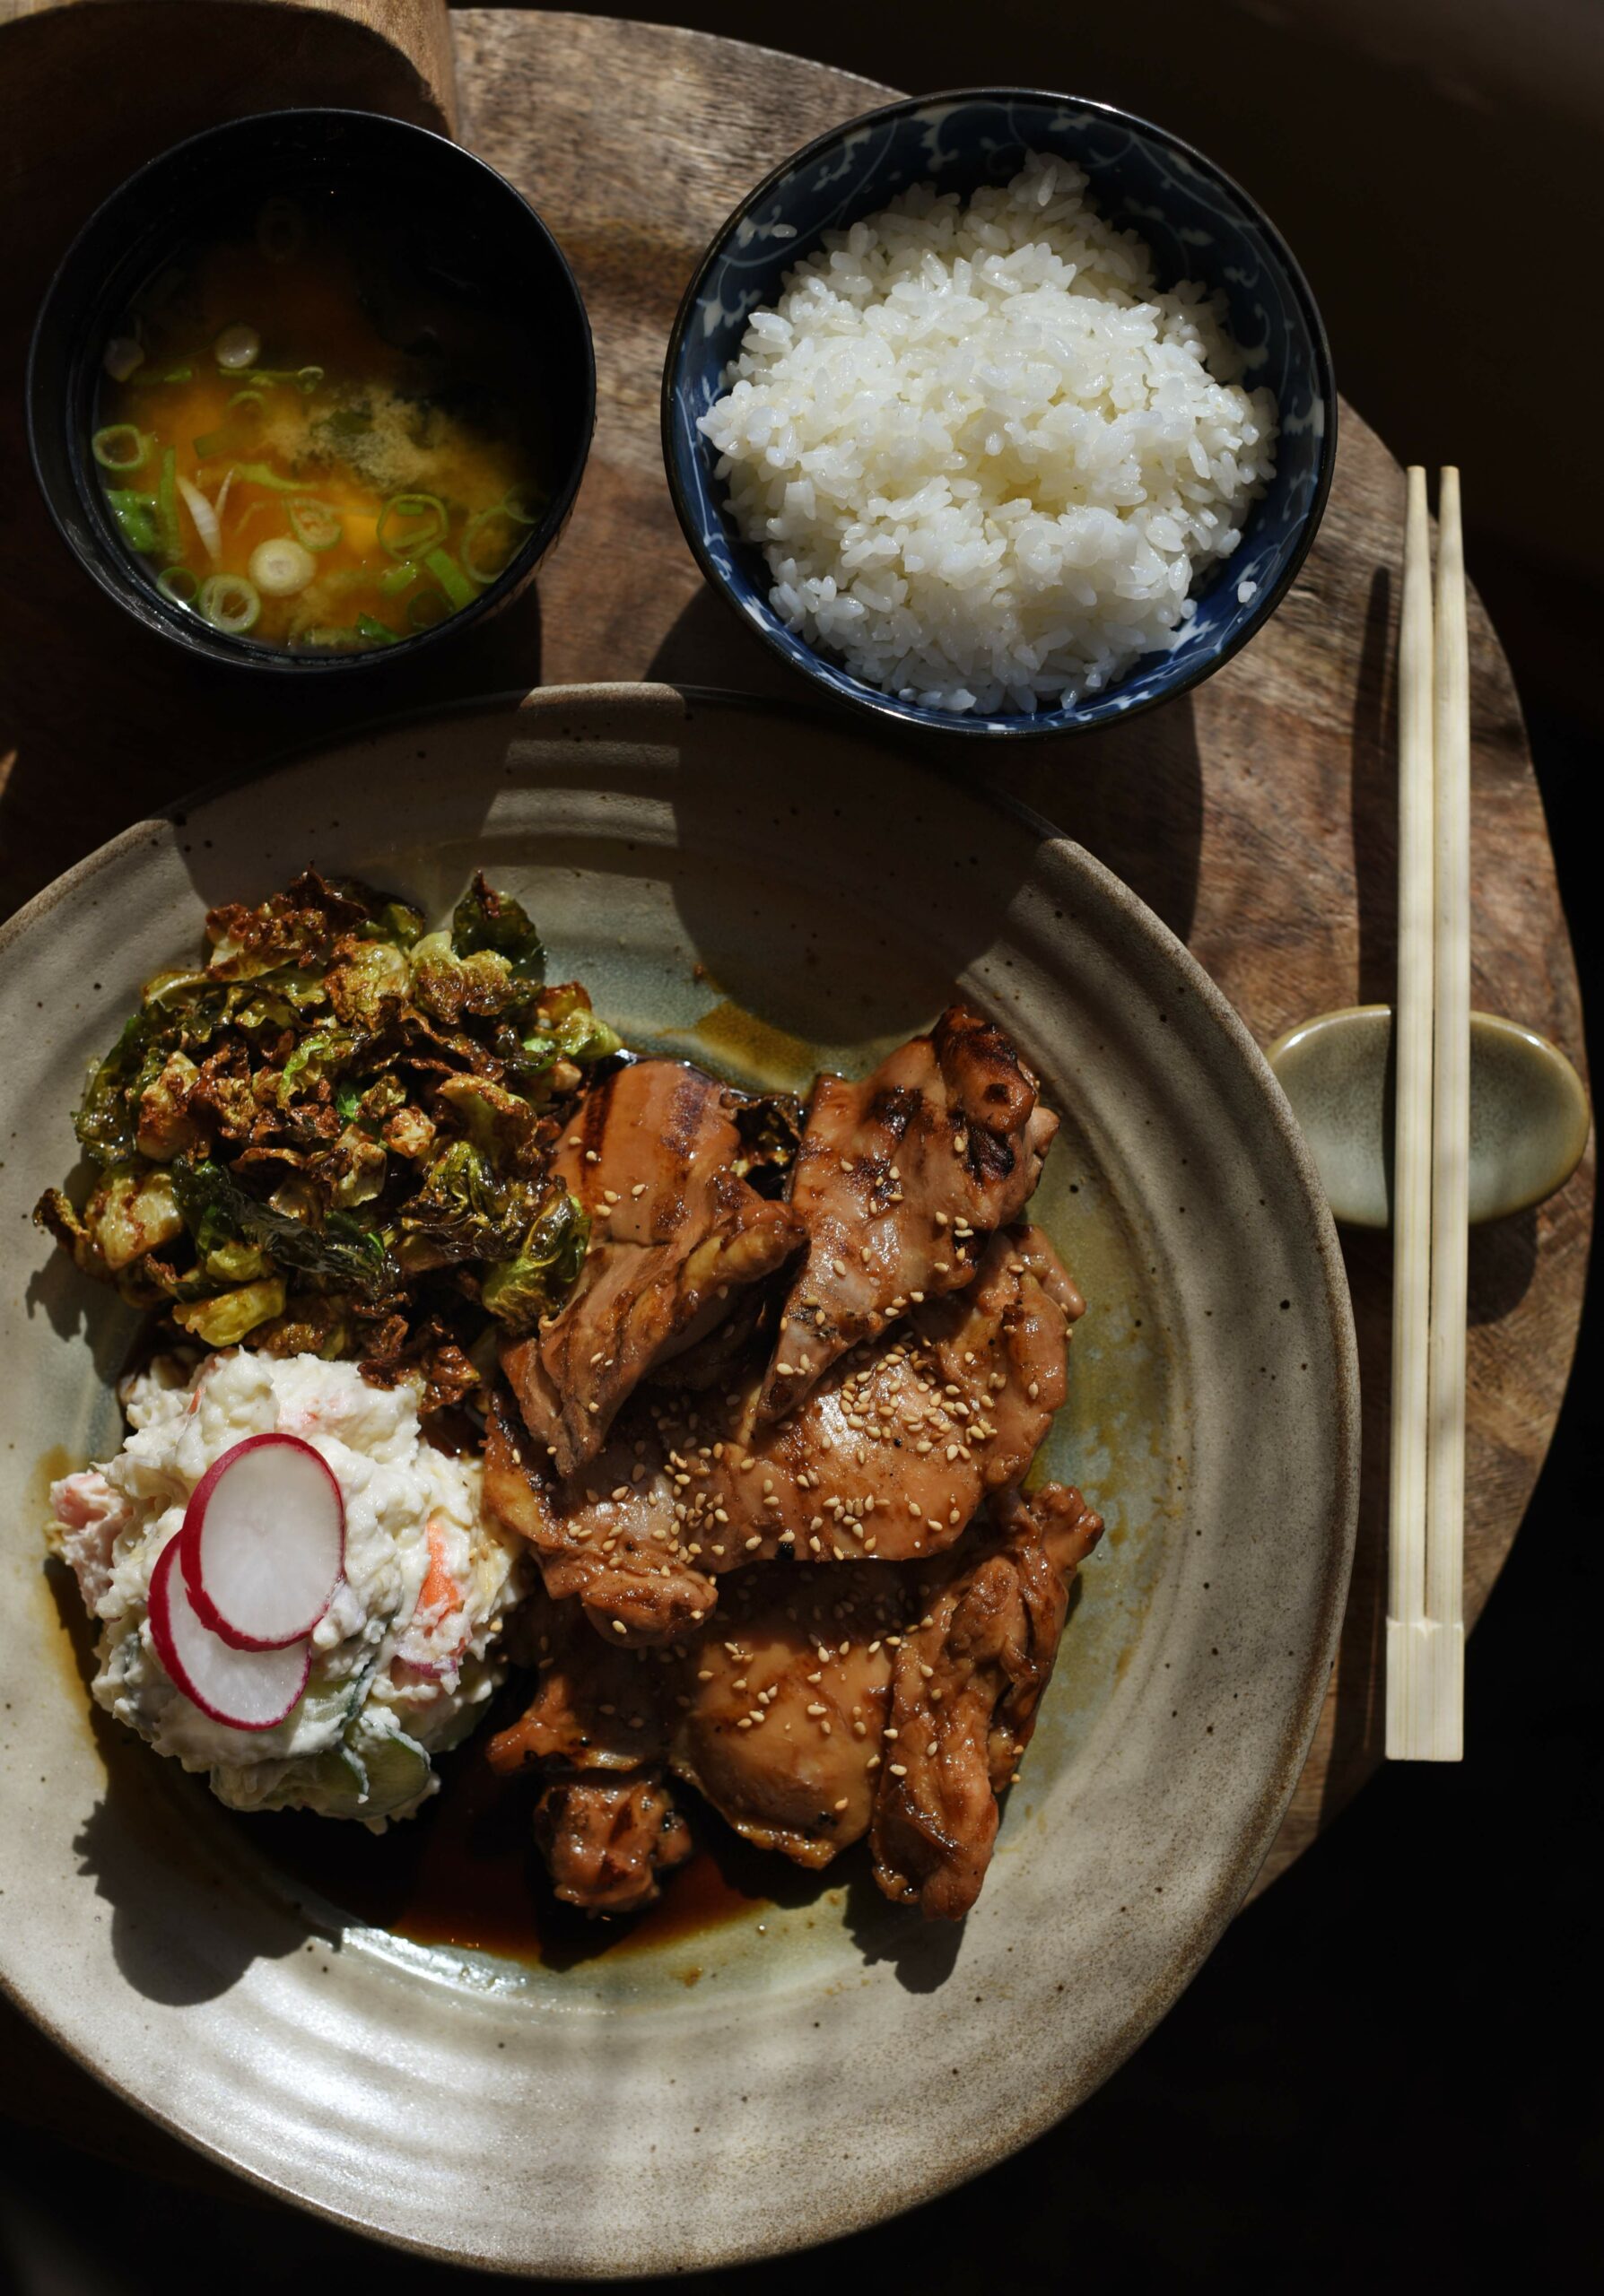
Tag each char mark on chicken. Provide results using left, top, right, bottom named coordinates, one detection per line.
left=757, top=1004, right=1059, bottom=1422
left=501, top=1059, right=804, bottom=1477
left=869, top=1482, right=1103, bottom=1920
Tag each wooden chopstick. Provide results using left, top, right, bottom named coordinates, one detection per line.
left=1386, top=469, right=1469, bottom=1761
left=1424, top=469, right=1469, bottom=1756
left=1385, top=469, right=1435, bottom=1758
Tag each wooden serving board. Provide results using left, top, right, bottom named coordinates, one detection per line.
left=0, top=0, right=1591, bottom=2173
left=456, top=14, right=1591, bottom=1900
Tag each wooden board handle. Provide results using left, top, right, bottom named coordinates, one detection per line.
left=0, top=0, right=458, bottom=136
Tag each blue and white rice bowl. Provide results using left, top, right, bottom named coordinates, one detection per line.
left=663, top=90, right=1334, bottom=739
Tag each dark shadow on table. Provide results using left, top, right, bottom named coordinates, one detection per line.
left=648, top=580, right=795, bottom=706
left=0, top=542, right=547, bottom=920
left=1316, top=1192, right=1546, bottom=1835
left=1351, top=565, right=1399, bottom=1004
left=1469, top=1206, right=1539, bottom=1326
left=992, top=691, right=1205, bottom=947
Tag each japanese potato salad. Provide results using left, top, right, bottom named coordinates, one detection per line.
left=39, top=868, right=1106, bottom=1918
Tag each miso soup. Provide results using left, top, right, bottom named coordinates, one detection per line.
left=91, top=191, right=548, bottom=652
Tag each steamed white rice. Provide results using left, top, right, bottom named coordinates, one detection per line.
left=699, top=153, right=1278, bottom=716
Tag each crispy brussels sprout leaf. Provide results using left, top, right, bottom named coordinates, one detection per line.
left=450, top=872, right=545, bottom=981
left=536, top=983, right=621, bottom=1059
left=398, top=1140, right=535, bottom=1269
left=354, top=900, right=425, bottom=952
left=553, top=1007, right=623, bottom=1065
left=74, top=1162, right=186, bottom=1274
left=74, top=1012, right=161, bottom=1167
left=204, top=1239, right=272, bottom=1283
left=275, top=1028, right=359, bottom=1109
left=433, top=1074, right=538, bottom=1166
left=173, top=1276, right=287, bottom=1346
left=34, top=1186, right=101, bottom=1275
left=327, top=1130, right=388, bottom=1209
left=135, top=1050, right=202, bottom=1161
left=325, top=938, right=410, bottom=1029
left=480, top=1188, right=589, bottom=1335
left=408, top=932, right=534, bottom=1029
left=204, top=870, right=372, bottom=982
left=250, top=1292, right=354, bottom=1361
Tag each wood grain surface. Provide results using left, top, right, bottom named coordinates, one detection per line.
left=0, top=0, right=458, bottom=128
left=0, top=0, right=1591, bottom=2184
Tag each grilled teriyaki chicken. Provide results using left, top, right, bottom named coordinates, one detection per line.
left=486, top=1007, right=1103, bottom=1922
left=487, top=1484, right=1103, bottom=1915
left=490, top=1225, right=1082, bottom=1643
left=756, top=1005, right=1059, bottom=1422
left=484, top=1382, right=718, bottom=1646
left=487, top=1583, right=693, bottom=1913
left=534, top=1773, right=693, bottom=1914
left=501, top=1060, right=803, bottom=1477
left=871, top=1483, right=1103, bottom=1918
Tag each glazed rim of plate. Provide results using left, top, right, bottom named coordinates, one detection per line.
left=0, top=683, right=1359, bottom=2272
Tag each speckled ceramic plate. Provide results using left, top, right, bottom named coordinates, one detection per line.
left=0, top=684, right=1356, bottom=2273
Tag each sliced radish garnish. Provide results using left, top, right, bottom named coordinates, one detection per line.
left=180, top=1431, right=344, bottom=1651
left=148, top=1538, right=310, bottom=1731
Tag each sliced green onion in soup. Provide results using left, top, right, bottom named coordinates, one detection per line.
left=92, top=424, right=148, bottom=473
left=287, top=497, right=342, bottom=552
left=197, top=573, right=261, bottom=634
left=248, top=535, right=316, bottom=596
left=103, top=488, right=158, bottom=552
left=378, top=492, right=448, bottom=558
left=256, top=196, right=305, bottom=265
left=378, top=560, right=417, bottom=596
left=220, top=366, right=324, bottom=393
left=230, top=461, right=312, bottom=493
left=423, top=546, right=475, bottom=611
left=406, top=588, right=449, bottom=632
left=502, top=485, right=545, bottom=526
left=355, top=613, right=401, bottom=644
left=460, top=504, right=527, bottom=587
left=157, top=566, right=200, bottom=608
